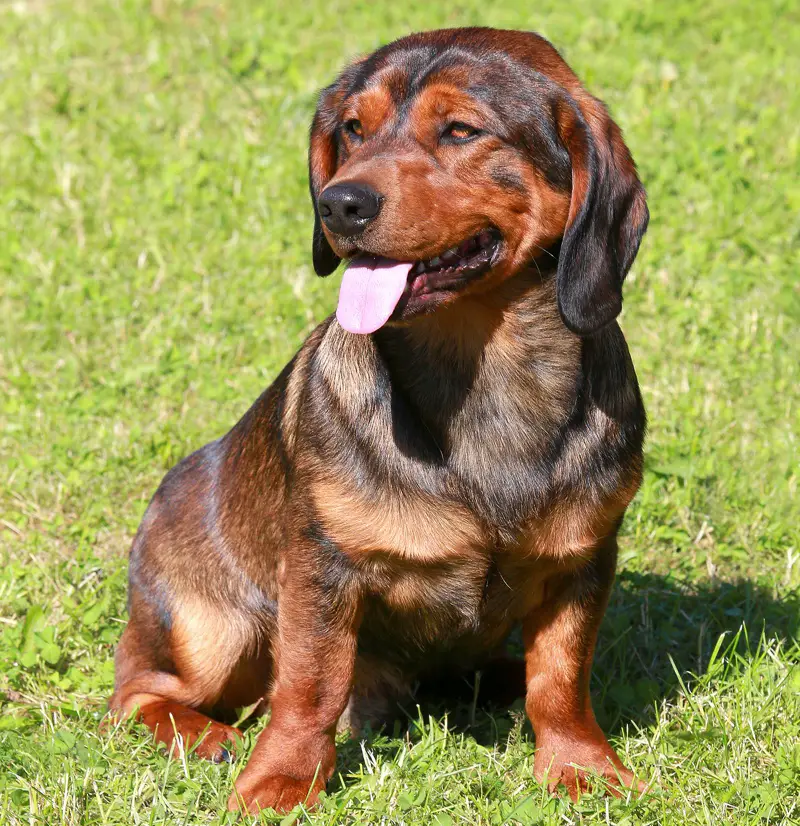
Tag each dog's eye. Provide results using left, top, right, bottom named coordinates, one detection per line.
left=344, top=119, right=363, bottom=139
left=442, top=122, right=480, bottom=143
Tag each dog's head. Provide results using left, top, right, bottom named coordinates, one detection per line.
left=309, top=28, right=648, bottom=336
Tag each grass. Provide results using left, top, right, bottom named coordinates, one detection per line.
left=0, top=0, right=798, bottom=823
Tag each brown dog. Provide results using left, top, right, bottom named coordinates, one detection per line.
left=109, top=27, right=649, bottom=813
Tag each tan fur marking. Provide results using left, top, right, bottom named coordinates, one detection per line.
left=170, top=596, right=261, bottom=707
left=521, top=474, right=640, bottom=561
left=346, top=83, right=396, bottom=136
left=312, top=477, right=484, bottom=561
left=409, top=83, right=495, bottom=141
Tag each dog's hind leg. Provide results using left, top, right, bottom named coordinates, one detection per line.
left=110, top=670, right=242, bottom=762
left=109, top=589, right=272, bottom=762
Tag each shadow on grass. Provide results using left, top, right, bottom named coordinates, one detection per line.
left=596, top=571, right=798, bottom=732
left=330, top=571, right=800, bottom=785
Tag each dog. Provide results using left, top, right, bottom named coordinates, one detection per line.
left=109, top=27, right=649, bottom=814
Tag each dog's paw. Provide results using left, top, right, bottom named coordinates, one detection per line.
left=137, top=703, right=242, bottom=762
left=227, top=773, right=325, bottom=814
left=190, top=721, right=242, bottom=763
left=540, top=759, right=647, bottom=800
left=534, top=738, right=647, bottom=801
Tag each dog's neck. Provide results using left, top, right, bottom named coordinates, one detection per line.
left=371, top=267, right=581, bottom=458
left=307, top=265, right=630, bottom=528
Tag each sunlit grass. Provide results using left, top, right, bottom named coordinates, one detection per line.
left=1, top=0, right=798, bottom=823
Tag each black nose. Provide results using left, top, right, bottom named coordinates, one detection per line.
left=317, top=183, right=383, bottom=236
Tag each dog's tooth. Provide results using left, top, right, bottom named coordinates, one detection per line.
left=442, top=249, right=460, bottom=263
left=429, top=256, right=443, bottom=268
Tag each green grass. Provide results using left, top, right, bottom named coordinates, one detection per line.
left=1, top=0, right=798, bottom=823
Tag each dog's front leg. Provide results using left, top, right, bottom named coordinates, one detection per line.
left=228, top=535, right=361, bottom=815
left=523, top=537, right=645, bottom=799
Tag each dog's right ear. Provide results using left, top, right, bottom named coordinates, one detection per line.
left=309, top=84, right=342, bottom=276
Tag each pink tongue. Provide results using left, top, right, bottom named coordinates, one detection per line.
left=336, top=256, right=413, bottom=335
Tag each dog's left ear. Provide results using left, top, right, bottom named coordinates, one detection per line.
left=309, top=84, right=342, bottom=276
left=554, top=96, right=649, bottom=336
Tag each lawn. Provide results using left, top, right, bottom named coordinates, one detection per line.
left=1, top=0, right=798, bottom=823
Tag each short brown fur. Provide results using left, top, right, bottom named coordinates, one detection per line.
left=110, top=27, right=650, bottom=814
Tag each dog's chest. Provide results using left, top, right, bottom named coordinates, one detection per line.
left=353, top=531, right=582, bottom=668
left=304, top=318, right=624, bottom=657
left=313, top=471, right=621, bottom=665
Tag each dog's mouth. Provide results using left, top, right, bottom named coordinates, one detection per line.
left=336, top=229, right=502, bottom=335
left=407, top=228, right=501, bottom=292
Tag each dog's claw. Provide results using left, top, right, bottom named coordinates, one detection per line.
left=213, top=747, right=233, bottom=764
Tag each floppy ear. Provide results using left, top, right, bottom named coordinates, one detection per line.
left=554, top=97, right=649, bottom=336
left=309, top=85, right=342, bottom=276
